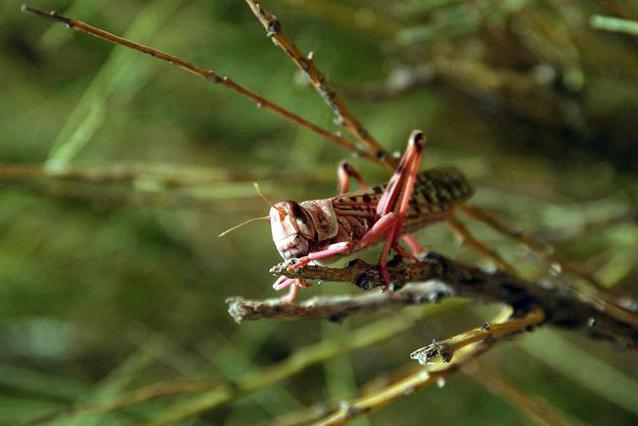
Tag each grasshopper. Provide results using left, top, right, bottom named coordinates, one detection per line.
left=24, top=5, right=629, bottom=313
left=268, top=130, right=474, bottom=301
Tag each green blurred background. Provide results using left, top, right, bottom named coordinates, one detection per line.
left=1, top=0, right=637, bottom=424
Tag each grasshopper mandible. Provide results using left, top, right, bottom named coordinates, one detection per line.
left=266, top=130, right=473, bottom=302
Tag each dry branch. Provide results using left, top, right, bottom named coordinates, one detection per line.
left=410, top=308, right=545, bottom=364
left=232, top=253, right=638, bottom=347
left=243, top=0, right=396, bottom=169
left=226, top=281, right=455, bottom=323
left=22, top=5, right=377, bottom=164
left=302, top=307, right=524, bottom=425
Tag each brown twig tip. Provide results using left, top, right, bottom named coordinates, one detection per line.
left=21, top=5, right=70, bottom=25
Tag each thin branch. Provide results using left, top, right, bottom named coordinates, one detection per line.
left=459, top=204, right=605, bottom=288
left=29, top=306, right=454, bottom=424
left=226, top=281, right=458, bottom=323
left=243, top=0, right=396, bottom=169
left=261, top=254, right=638, bottom=347
left=144, top=304, right=460, bottom=425
left=457, top=204, right=638, bottom=331
left=410, top=308, right=545, bottom=364
left=311, top=307, right=522, bottom=425
left=21, top=5, right=377, bottom=164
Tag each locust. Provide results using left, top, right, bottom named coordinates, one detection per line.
left=266, top=130, right=474, bottom=301
left=24, top=5, right=631, bottom=314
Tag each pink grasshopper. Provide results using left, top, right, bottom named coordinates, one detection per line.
left=268, top=130, right=473, bottom=302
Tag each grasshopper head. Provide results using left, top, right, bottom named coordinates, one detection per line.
left=270, top=201, right=314, bottom=260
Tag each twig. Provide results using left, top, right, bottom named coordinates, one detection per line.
left=29, top=305, right=456, bottom=424
left=410, top=308, right=545, bottom=364
left=457, top=204, right=638, bottom=329
left=144, top=303, right=461, bottom=425
left=21, top=5, right=377, bottom=164
left=459, top=204, right=605, bottom=288
left=243, top=0, right=396, bottom=168
left=311, top=307, right=520, bottom=425
left=262, top=254, right=638, bottom=346
left=226, top=281, right=457, bottom=322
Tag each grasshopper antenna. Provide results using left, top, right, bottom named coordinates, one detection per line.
left=218, top=182, right=275, bottom=237
left=218, top=216, right=269, bottom=238
left=253, top=182, right=275, bottom=208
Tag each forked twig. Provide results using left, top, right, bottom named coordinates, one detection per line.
left=243, top=0, right=396, bottom=168
left=22, top=5, right=378, bottom=164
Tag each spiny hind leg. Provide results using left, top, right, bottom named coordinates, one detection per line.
left=458, top=204, right=603, bottom=288
left=337, top=160, right=426, bottom=259
left=446, top=215, right=516, bottom=274
left=377, top=130, right=426, bottom=286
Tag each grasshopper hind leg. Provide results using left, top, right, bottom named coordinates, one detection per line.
left=338, top=158, right=428, bottom=261
left=376, top=130, right=426, bottom=287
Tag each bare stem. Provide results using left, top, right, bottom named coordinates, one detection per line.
left=263, top=254, right=638, bottom=347
left=310, top=307, right=520, bottom=425
left=243, top=0, right=396, bottom=169
left=28, top=306, right=454, bottom=424
left=227, top=281, right=459, bottom=322
left=147, top=304, right=460, bottom=425
left=410, top=308, right=545, bottom=364
left=21, top=5, right=377, bottom=164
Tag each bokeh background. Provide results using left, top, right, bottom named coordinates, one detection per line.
left=1, top=0, right=638, bottom=424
